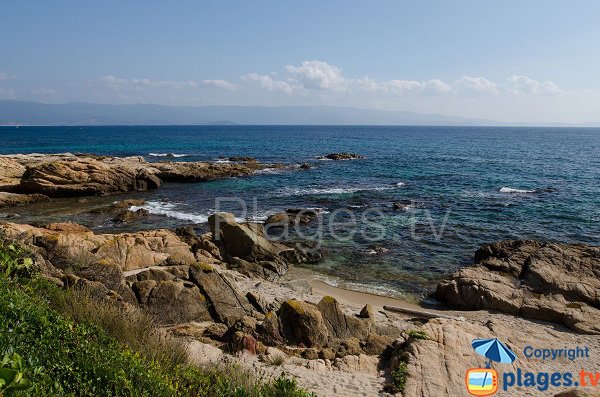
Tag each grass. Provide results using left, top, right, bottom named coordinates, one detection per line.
left=0, top=238, right=316, bottom=397
left=407, top=329, right=430, bottom=340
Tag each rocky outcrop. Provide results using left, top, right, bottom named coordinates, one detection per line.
left=0, top=223, right=196, bottom=272
left=317, top=153, right=364, bottom=160
left=436, top=240, right=600, bottom=334
left=0, top=153, right=278, bottom=198
left=0, top=192, right=49, bottom=208
left=17, top=158, right=161, bottom=197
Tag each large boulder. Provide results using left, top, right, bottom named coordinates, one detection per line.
left=277, top=299, right=329, bottom=348
left=189, top=263, right=253, bottom=325
left=144, top=280, right=212, bottom=324
left=436, top=240, right=600, bottom=334
left=208, top=212, right=297, bottom=278
left=316, top=296, right=372, bottom=340
left=17, top=158, right=161, bottom=197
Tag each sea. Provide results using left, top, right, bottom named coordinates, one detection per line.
left=1, top=125, right=599, bottom=298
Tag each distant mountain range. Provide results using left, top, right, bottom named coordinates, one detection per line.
left=0, top=100, right=598, bottom=127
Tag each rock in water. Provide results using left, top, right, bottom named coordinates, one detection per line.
left=436, top=240, right=600, bottom=334
left=317, top=153, right=364, bottom=160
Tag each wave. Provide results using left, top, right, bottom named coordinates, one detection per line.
left=277, top=185, right=397, bottom=197
left=214, top=158, right=232, bottom=163
left=396, top=182, right=406, bottom=187
left=499, top=187, right=536, bottom=194
left=129, top=201, right=262, bottom=224
left=129, top=201, right=208, bottom=223
left=254, top=168, right=285, bottom=175
left=148, top=153, right=187, bottom=158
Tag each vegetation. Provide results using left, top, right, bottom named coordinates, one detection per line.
left=407, top=329, right=430, bottom=340
left=0, top=238, right=316, bottom=397
left=388, top=362, right=408, bottom=394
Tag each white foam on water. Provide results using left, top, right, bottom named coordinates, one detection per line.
left=130, top=201, right=208, bottom=223
left=499, top=187, right=536, bottom=194
left=148, top=153, right=187, bottom=158
left=396, top=182, right=406, bottom=187
left=277, top=185, right=397, bottom=197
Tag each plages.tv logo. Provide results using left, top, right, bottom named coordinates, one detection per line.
left=465, top=338, right=517, bottom=396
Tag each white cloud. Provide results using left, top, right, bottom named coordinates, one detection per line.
left=286, top=60, right=346, bottom=91
left=0, top=72, right=15, bottom=81
left=101, top=75, right=198, bottom=89
left=243, top=73, right=295, bottom=94
left=202, top=79, right=239, bottom=91
left=0, top=87, right=16, bottom=99
left=506, top=75, right=562, bottom=96
left=30, top=88, right=57, bottom=96
left=454, top=75, right=499, bottom=94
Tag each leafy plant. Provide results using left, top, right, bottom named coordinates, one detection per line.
left=407, top=329, right=429, bottom=340
left=0, top=352, right=32, bottom=395
left=388, top=362, right=408, bottom=393
left=0, top=241, right=33, bottom=279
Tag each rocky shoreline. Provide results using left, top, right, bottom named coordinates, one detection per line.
left=0, top=154, right=599, bottom=397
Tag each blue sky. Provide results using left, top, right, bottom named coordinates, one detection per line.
left=1, top=0, right=599, bottom=122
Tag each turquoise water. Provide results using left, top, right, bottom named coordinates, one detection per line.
left=1, top=126, right=599, bottom=296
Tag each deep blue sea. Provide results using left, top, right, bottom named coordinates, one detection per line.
left=1, top=126, right=599, bottom=297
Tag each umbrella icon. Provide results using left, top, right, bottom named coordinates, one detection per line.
left=472, top=338, right=517, bottom=367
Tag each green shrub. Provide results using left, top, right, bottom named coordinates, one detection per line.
left=388, top=362, right=408, bottom=393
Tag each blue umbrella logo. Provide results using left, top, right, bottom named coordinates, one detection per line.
left=472, top=338, right=517, bottom=367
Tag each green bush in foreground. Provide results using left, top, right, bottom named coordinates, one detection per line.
left=0, top=239, right=316, bottom=397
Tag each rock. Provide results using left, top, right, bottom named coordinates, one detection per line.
left=44, top=222, right=90, bottom=233
left=299, top=163, right=312, bottom=170
left=18, top=158, right=162, bottom=197
left=246, top=290, right=272, bottom=314
left=392, top=200, right=412, bottom=211
left=111, top=199, right=146, bottom=209
left=316, top=296, right=371, bottom=340
left=0, top=157, right=26, bottom=187
left=146, top=280, right=212, bottom=324
left=133, top=267, right=176, bottom=282
left=0, top=192, right=49, bottom=208
left=228, top=156, right=257, bottom=163
left=333, top=354, right=378, bottom=375
left=152, top=161, right=256, bottom=183
left=113, top=208, right=149, bottom=223
left=358, top=304, right=375, bottom=320
left=203, top=322, right=229, bottom=341
left=436, top=240, right=600, bottom=334
left=265, top=208, right=319, bottom=226
left=0, top=223, right=196, bottom=272
left=189, top=263, right=253, bottom=325
left=230, top=331, right=257, bottom=354
left=317, top=153, right=364, bottom=161
left=361, top=333, right=393, bottom=356
left=131, top=280, right=157, bottom=305
left=319, top=348, right=336, bottom=360
left=208, top=212, right=296, bottom=277
left=278, top=299, right=329, bottom=348
left=256, top=311, right=285, bottom=346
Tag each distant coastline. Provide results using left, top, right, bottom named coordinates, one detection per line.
left=2, top=99, right=599, bottom=127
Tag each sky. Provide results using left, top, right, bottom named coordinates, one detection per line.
left=1, top=0, right=600, bottom=123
